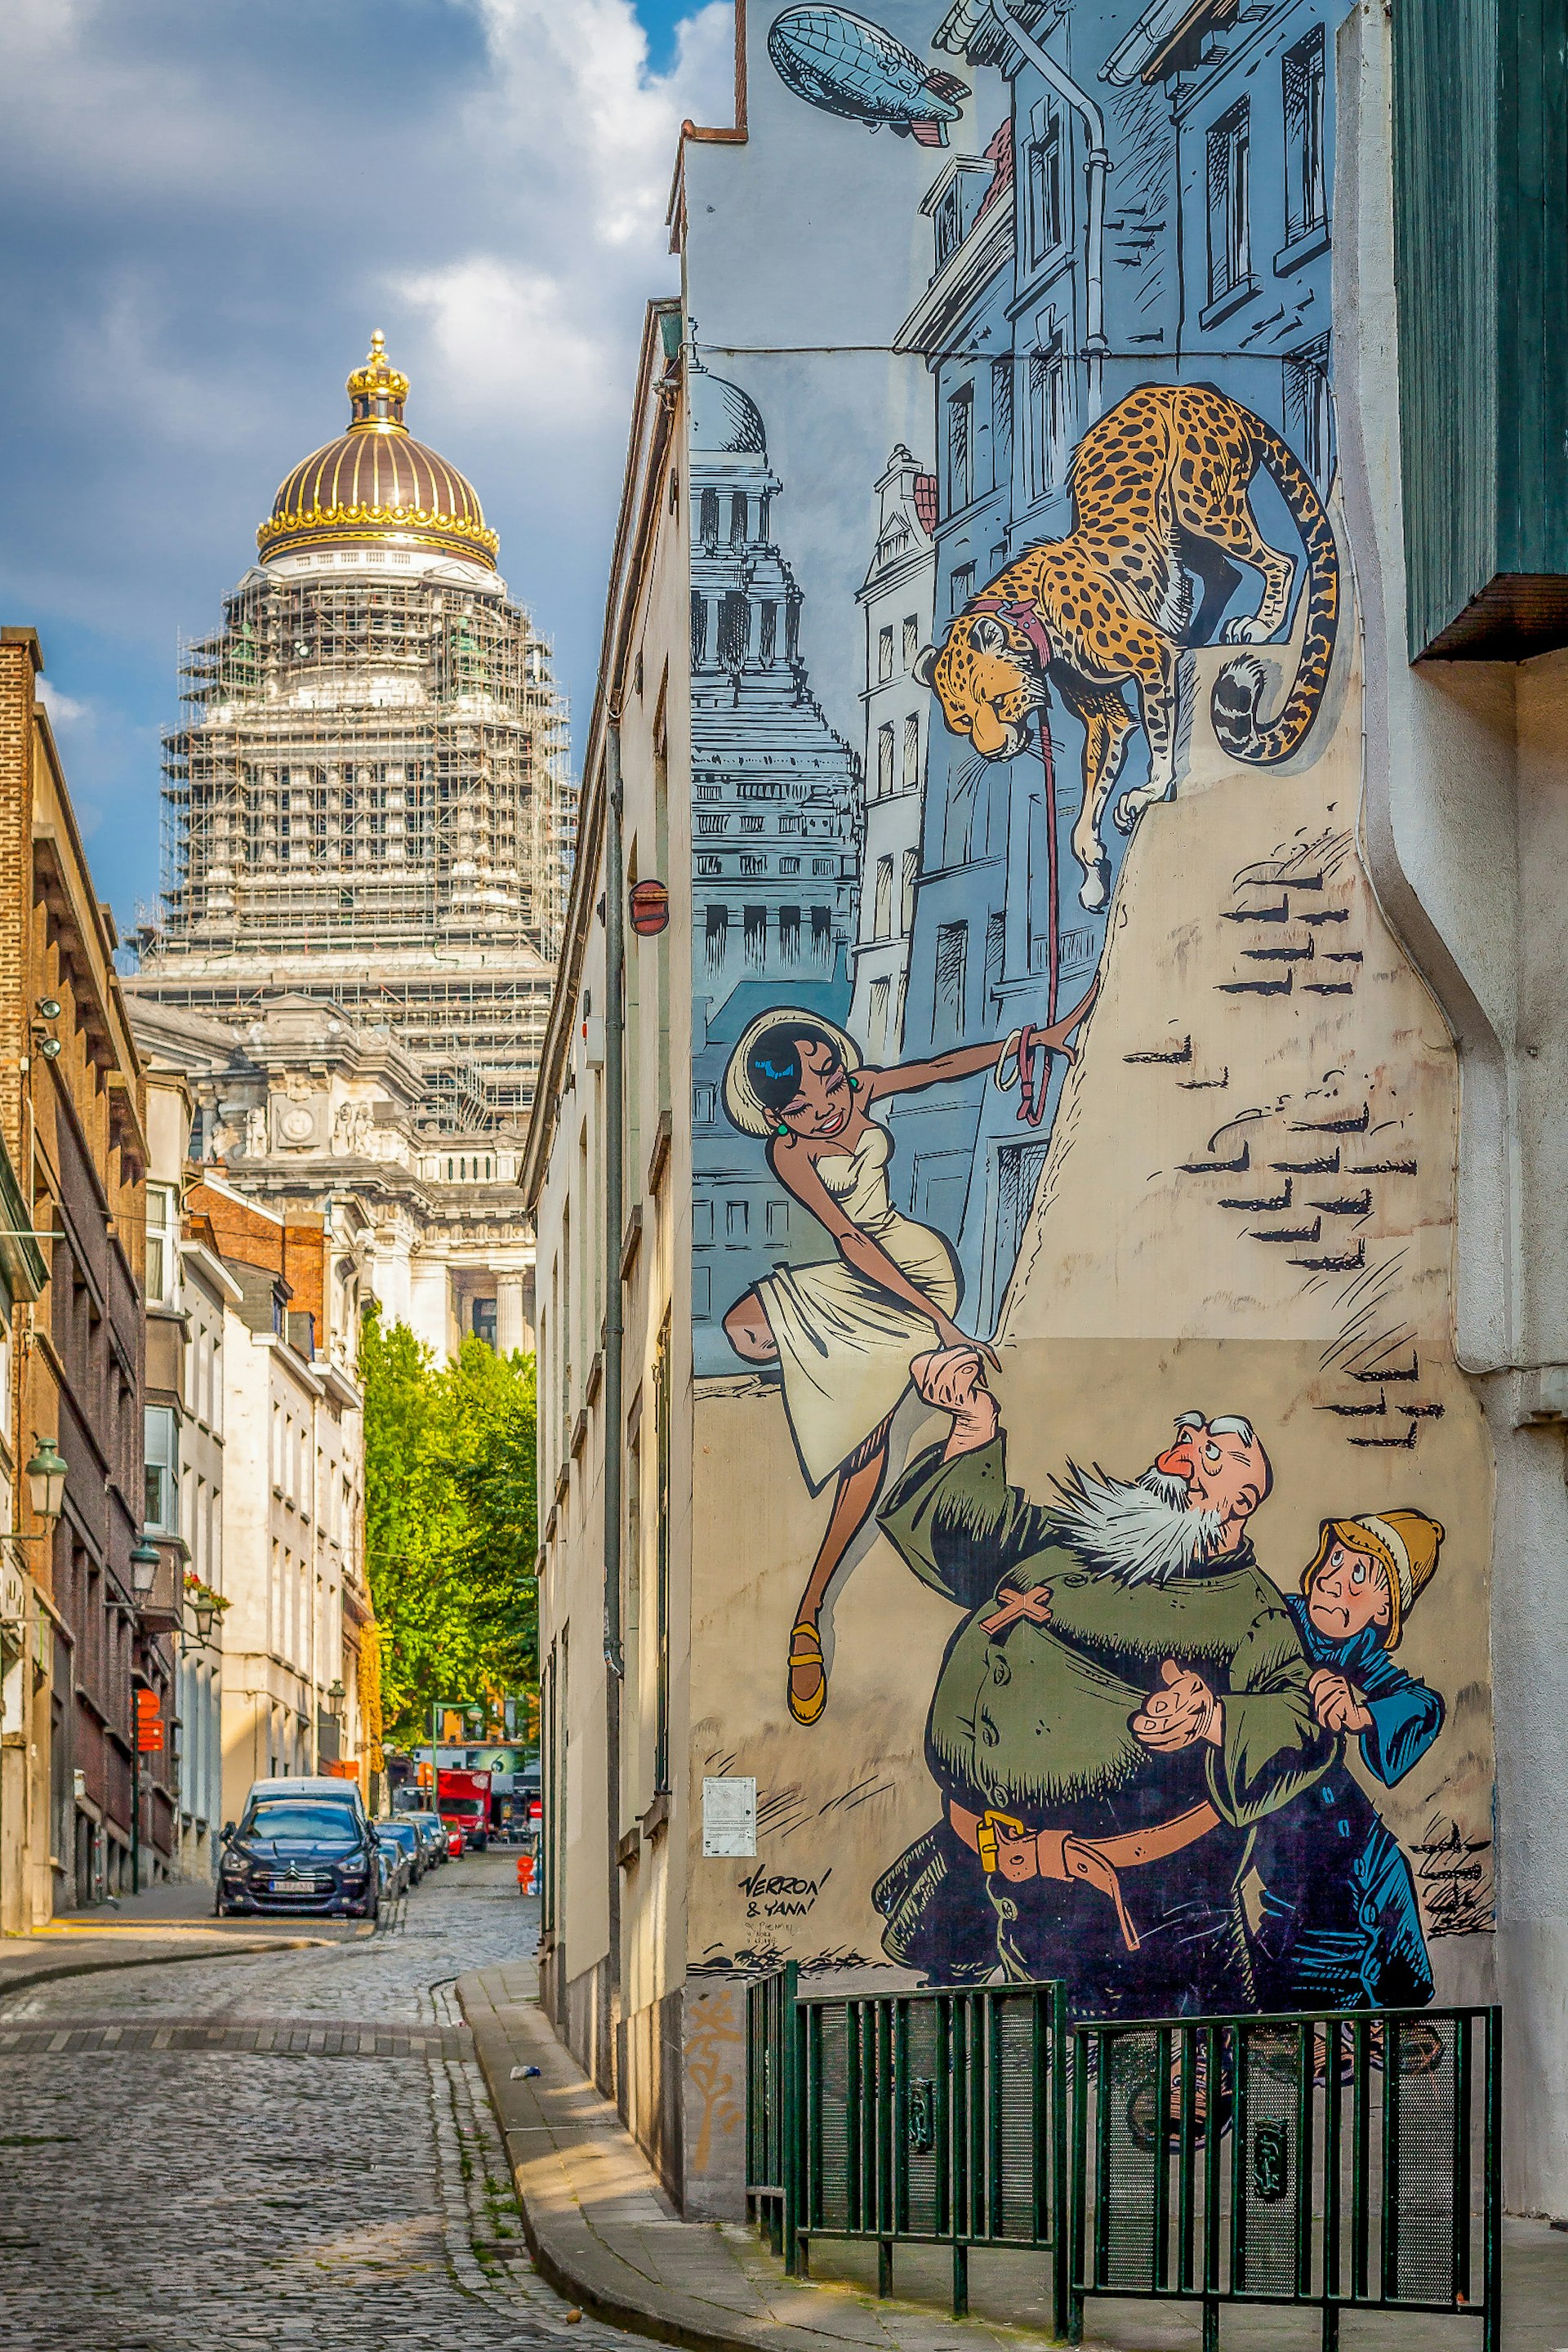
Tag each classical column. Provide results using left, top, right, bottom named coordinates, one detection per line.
left=497, top=1272, right=528, bottom=1356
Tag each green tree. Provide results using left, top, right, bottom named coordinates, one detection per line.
left=359, top=1301, right=537, bottom=1741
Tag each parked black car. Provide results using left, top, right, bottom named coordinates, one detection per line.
left=401, top=1810, right=449, bottom=1868
left=373, top=1820, right=415, bottom=1897
left=379, top=1816, right=425, bottom=1887
left=216, top=1794, right=379, bottom=1919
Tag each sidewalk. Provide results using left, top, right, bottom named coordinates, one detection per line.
left=461, top=1962, right=1568, bottom=2352
left=0, top=1878, right=357, bottom=2005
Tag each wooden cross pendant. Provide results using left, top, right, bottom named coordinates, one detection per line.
left=979, top=1582, right=1054, bottom=1635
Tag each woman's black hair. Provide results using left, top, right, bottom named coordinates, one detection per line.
left=740, top=1021, right=844, bottom=1120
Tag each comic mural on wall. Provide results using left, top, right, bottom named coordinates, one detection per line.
left=684, top=0, right=1494, bottom=2027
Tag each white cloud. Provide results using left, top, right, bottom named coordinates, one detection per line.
left=0, top=0, right=736, bottom=914
left=396, top=0, right=733, bottom=446
left=399, top=259, right=622, bottom=439
left=35, top=679, right=90, bottom=728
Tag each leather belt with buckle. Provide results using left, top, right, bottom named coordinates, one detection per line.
left=948, top=1796, right=1222, bottom=1953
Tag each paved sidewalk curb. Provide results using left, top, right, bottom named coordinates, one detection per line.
left=458, top=1964, right=1071, bottom=2352
left=461, top=1965, right=734, bottom=2352
left=0, top=1934, right=324, bottom=2005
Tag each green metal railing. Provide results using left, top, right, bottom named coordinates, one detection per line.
left=746, top=1974, right=1500, bottom=2350
left=747, top=1974, right=1070, bottom=2328
left=1071, top=2006, right=1501, bottom=2350
left=745, top=1959, right=799, bottom=2261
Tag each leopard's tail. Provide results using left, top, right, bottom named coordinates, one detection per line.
left=1210, top=410, right=1339, bottom=767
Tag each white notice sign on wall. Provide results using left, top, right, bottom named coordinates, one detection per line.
left=702, top=1775, right=757, bottom=1858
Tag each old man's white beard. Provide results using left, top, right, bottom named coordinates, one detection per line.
left=1044, top=1463, right=1224, bottom=1584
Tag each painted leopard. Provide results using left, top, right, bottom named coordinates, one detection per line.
left=914, top=382, right=1339, bottom=908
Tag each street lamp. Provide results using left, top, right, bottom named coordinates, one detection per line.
left=191, top=1589, right=218, bottom=1643
left=130, top=1538, right=161, bottom=1595
left=327, top=1679, right=345, bottom=1714
left=24, top=1436, right=67, bottom=1525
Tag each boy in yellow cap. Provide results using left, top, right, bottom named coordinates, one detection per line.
left=1250, top=1510, right=1445, bottom=2011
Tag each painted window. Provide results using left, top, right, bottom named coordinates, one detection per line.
left=693, top=1199, right=714, bottom=1242
left=1027, top=111, right=1065, bottom=264
left=1207, top=101, right=1252, bottom=302
left=1284, top=26, right=1327, bottom=242
left=730, top=492, right=749, bottom=545
left=1285, top=334, right=1334, bottom=488
left=878, top=723, right=895, bottom=794
left=780, top=855, right=801, bottom=875
left=951, top=562, right=976, bottom=615
left=811, top=906, right=833, bottom=958
left=1027, top=336, right=1069, bottom=497
left=902, top=712, right=920, bottom=786
left=693, top=1085, right=716, bottom=1125
left=759, top=601, right=777, bottom=663
left=874, top=856, right=895, bottom=939
left=718, top=590, right=750, bottom=670
left=704, top=904, right=728, bottom=968
left=689, top=591, right=708, bottom=669
left=900, top=848, right=918, bottom=931
left=743, top=905, right=767, bottom=962
left=878, top=623, right=895, bottom=682
left=869, top=977, right=892, bottom=1055
left=699, top=488, right=719, bottom=545
left=767, top=1200, right=791, bottom=1242
left=947, top=383, right=974, bottom=512
left=933, top=178, right=964, bottom=271
left=991, top=356, right=1013, bottom=492
left=727, top=1200, right=750, bottom=1240
left=902, top=613, right=919, bottom=666
left=779, top=905, right=801, bottom=957
left=934, top=920, right=968, bottom=1043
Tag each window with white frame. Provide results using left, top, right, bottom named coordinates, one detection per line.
left=145, top=1405, right=179, bottom=1535
left=145, top=1181, right=179, bottom=1307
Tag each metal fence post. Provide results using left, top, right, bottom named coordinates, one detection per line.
left=782, top=1961, right=800, bottom=2274
left=1050, top=1981, right=1072, bottom=2343
left=1483, top=2005, right=1502, bottom=2352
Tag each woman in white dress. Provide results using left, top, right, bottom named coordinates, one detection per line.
left=721, top=996, right=1093, bottom=1725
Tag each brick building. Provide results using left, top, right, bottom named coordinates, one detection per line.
left=0, top=627, right=170, bottom=1914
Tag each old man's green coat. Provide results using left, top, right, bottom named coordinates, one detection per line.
left=872, top=1436, right=1332, bottom=2000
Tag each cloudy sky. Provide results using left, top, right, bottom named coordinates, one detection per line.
left=0, top=0, right=733, bottom=933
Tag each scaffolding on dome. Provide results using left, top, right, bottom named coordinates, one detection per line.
left=141, top=560, right=577, bottom=1138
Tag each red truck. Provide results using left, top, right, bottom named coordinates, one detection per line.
left=436, top=1766, right=492, bottom=1854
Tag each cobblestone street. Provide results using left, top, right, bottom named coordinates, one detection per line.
left=0, top=1855, right=630, bottom=2352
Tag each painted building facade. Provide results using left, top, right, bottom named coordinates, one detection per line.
left=532, top=0, right=1568, bottom=2221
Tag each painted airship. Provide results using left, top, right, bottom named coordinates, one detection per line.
left=768, top=7, right=970, bottom=146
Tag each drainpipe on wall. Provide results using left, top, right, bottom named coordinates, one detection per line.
left=991, top=0, right=1108, bottom=405
left=604, top=719, right=626, bottom=2017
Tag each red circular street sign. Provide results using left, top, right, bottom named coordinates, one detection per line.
left=629, top=880, right=670, bottom=935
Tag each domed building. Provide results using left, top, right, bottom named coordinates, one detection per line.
left=126, top=335, right=577, bottom=1357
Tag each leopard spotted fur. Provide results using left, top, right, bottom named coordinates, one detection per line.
left=915, top=383, right=1339, bottom=909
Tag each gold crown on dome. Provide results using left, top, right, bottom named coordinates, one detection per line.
left=347, top=330, right=409, bottom=428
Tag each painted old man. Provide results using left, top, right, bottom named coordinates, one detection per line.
left=871, top=1349, right=1333, bottom=2015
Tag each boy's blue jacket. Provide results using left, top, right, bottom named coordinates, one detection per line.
left=1285, top=1595, right=1444, bottom=1784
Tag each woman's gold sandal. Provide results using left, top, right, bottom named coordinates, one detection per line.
left=788, top=1621, right=827, bottom=1726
